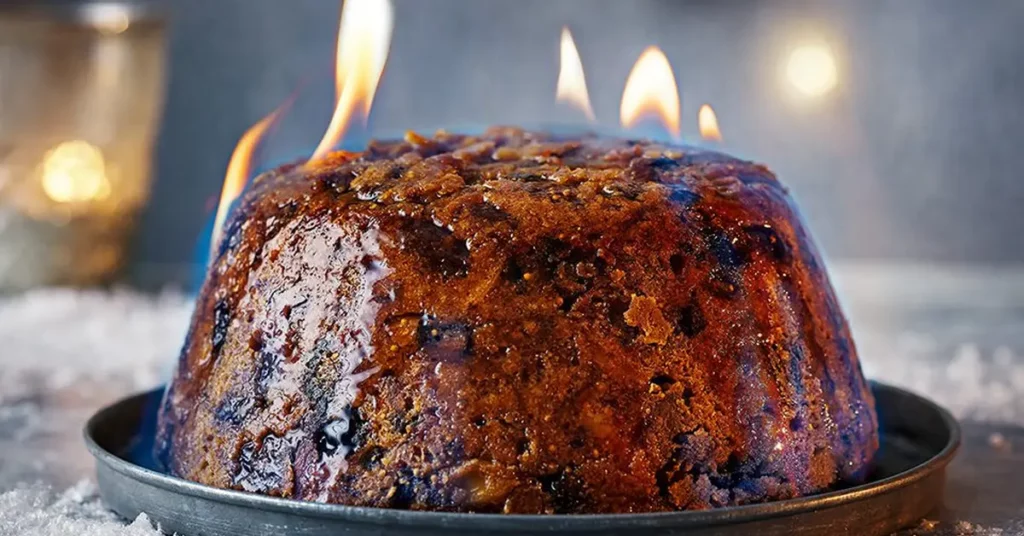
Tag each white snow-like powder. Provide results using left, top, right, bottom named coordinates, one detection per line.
left=0, top=288, right=192, bottom=400
left=0, top=481, right=161, bottom=536
left=836, top=262, right=1024, bottom=425
left=0, top=288, right=190, bottom=535
left=864, top=341, right=1024, bottom=424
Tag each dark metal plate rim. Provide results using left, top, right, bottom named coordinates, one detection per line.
left=84, top=382, right=960, bottom=530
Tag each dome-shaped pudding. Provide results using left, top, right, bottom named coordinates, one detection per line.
left=156, top=128, right=877, bottom=513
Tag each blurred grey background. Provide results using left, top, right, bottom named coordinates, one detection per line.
left=136, top=0, right=1024, bottom=274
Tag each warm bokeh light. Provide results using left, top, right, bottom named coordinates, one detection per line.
left=698, top=104, right=722, bottom=141
left=40, top=141, right=111, bottom=204
left=310, top=0, right=394, bottom=161
left=555, top=26, right=595, bottom=122
left=620, top=46, right=681, bottom=139
left=84, top=4, right=131, bottom=35
left=784, top=44, right=838, bottom=98
left=210, top=108, right=284, bottom=258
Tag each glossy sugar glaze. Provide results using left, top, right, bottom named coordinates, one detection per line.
left=156, top=127, right=877, bottom=513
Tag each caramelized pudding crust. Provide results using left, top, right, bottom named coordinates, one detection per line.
left=156, top=127, right=878, bottom=513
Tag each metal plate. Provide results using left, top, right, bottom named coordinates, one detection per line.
left=84, top=382, right=959, bottom=536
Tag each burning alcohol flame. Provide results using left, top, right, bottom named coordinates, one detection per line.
left=310, top=0, right=394, bottom=161
left=210, top=107, right=285, bottom=258
left=620, top=46, right=681, bottom=139
left=698, top=104, right=722, bottom=141
left=555, top=26, right=595, bottom=122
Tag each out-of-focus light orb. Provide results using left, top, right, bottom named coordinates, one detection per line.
left=85, top=4, right=131, bottom=35
left=41, top=140, right=111, bottom=204
left=784, top=44, right=838, bottom=98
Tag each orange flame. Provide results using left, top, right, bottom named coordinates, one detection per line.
left=210, top=106, right=285, bottom=259
left=698, top=104, right=722, bottom=141
left=555, top=26, right=595, bottom=122
left=310, top=0, right=394, bottom=161
left=620, top=46, right=681, bottom=139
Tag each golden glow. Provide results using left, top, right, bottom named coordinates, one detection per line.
left=211, top=108, right=283, bottom=256
left=40, top=141, right=111, bottom=204
left=620, top=46, right=681, bottom=139
left=310, top=0, right=394, bottom=161
left=698, top=104, right=722, bottom=141
left=555, top=26, right=595, bottom=122
left=784, top=44, right=838, bottom=98
left=86, top=4, right=131, bottom=35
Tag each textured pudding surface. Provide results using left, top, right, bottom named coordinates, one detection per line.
left=156, top=127, right=877, bottom=513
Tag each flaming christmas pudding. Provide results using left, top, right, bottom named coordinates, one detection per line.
left=155, top=126, right=878, bottom=513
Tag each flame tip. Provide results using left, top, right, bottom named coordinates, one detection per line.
left=620, top=46, right=681, bottom=138
left=555, top=26, right=596, bottom=122
left=698, top=104, right=722, bottom=142
left=310, top=0, right=395, bottom=161
left=211, top=106, right=285, bottom=259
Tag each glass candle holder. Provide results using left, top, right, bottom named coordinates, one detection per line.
left=0, top=1, right=166, bottom=290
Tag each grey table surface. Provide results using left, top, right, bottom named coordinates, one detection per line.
left=0, top=262, right=1022, bottom=535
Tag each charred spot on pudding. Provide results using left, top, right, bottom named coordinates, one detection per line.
left=649, top=374, right=677, bottom=390
left=216, top=217, right=246, bottom=258
left=650, top=155, right=681, bottom=171
left=390, top=466, right=453, bottom=510
left=669, top=253, right=686, bottom=275
left=445, top=437, right=467, bottom=461
left=418, top=315, right=474, bottom=361
left=702, top=229, right=747, bottom=298
left=557, top=289, right=582, bottom=314
left=505, top=239, right=596, bottom=296
left=743, top=224, right=792, bottom=262
left=469, top=202, right=511, bottom=223
left=399, top=219, right=469, bottom=278
left=390, top=410, right=419, bottom=434
left=678, top=300, right=707, bottom=337
left=211, top=299, right=232, bottom=355
left=503, top=257, right=526, bottom=284
left=617, top=182, right=646, bottom=200
left=705, top=229, right=747, bottom=268
left=359, top=446, right=387, bottom=469
left=253, top=351, right=278, bottom=401
left=667, top=185, right=700, bottom=206
left=605, top=296, right=640, bottom=339
left=387, top=164, right=407, bottom=179
left=538, top=465, right=587, bottom=513
left=214, top=395, right=253, bottom=426
left=628, top=155, right=682, bottom=184
left=505, top=171, right=548, bottom=182
left=627, top=157, right=657, bottom=183
left=316, top=169, right=353, bottom=195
